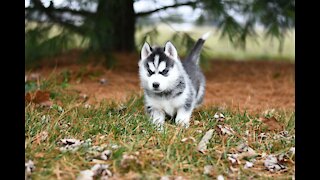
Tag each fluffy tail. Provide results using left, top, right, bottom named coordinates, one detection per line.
left=185, top=31, right=211, bottom=65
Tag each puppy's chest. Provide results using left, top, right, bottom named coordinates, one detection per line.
left=148, top=97, right=185, bottom=116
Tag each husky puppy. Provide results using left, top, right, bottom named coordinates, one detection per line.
left=138, top=32, right=210, bottom=129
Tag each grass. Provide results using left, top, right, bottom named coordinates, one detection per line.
left=25, top=72, right=295, bottom=179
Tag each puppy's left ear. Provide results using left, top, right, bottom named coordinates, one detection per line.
left=141, top=42, right=152, bottom=60
left=164, top=41, right=178, bottom=59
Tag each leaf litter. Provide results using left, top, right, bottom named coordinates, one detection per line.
left=100, top=150, right=112, bottom=160
left=216, top=124, right=235, bottom=135
left=25, top=160, right=35, bottom=179
left=258, top=116, right=283, bottom=131
left=197, top=129, right=214, bottom=153
left=213, top=112, right=225, bottom=122
left=203, top=165, right=216, bottom=177
left=244, top=161, right=254, bottom=169
left=77, top=164, right=112, bottom=180
left=25, top=90, right=53, bottom=107
left=227, top=143, right=257, bottom=165
left=264, top=155, right=287, bottom=172
left=58, top=138, right=91, bottom=152
left=181, top=136, right=196, bottom=143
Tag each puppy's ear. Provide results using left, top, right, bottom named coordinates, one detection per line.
left=164, top=41, right=178, bottom=59
left=141, top=42, right=152, bottom=60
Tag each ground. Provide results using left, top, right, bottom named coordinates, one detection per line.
left=28, top=50, right=294, bottom=114
left=25, top=51, right=295, bottom=179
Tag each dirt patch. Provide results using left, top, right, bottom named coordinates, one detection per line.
left=26, top=51, right=295, bottom=114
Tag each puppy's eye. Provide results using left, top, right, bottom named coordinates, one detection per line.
left=148, top=69, right=155, bottom=76
left=160, top=69, right=169, bottom=75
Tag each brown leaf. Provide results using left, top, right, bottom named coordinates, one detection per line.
left=216, top=125, right=234, bottom=135
left=203, top=165, right=217, bottom=177
left=197, top=129, right=214, bottom=154
left=25, top=90, right=52, bottom=106
left=34, top=152, right=45, bottom=158
left=258, top=117, right=283, bottom=131
left=181, top=137, right=196, bottom=143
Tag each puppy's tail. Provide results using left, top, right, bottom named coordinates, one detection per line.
left=185, top=31, right=211, bottom=65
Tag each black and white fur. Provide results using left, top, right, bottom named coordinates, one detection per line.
left=138, top=32, right=210, bottom=129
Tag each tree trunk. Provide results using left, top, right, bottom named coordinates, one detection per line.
left=96, top=0, right=135, bottom=52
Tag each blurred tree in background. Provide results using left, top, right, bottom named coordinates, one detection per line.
left=25, top=0, right=294, bottom=66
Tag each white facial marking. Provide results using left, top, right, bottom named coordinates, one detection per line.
left=148, top=62, right=155, bottom=72
left=154, top=55, right=160, bottom=68
left=158, top=61, right=166, bottom=72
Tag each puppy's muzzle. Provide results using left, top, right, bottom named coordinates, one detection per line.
left=152, top=82, right=160, bottom=89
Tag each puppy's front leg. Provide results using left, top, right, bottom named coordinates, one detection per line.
left=175, top=107, right=192, bottom=128
left=148, top=107, right=165, bottom=131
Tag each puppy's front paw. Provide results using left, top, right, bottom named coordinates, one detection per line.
left=154, top=123, right=164, bottom=132
left=176, top=119, right=190, bottom=128
left=175, top=108, right=192, bottom=128
left=150, top=109, right=165, bottom=131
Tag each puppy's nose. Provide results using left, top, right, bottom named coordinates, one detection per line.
left=152, top=82, right=160, bottom=89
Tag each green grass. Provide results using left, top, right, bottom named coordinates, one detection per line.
left=25, top=73, right=295, bottom=179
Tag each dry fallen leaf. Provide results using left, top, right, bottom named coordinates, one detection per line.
left=91, top=164, right=112, bottom=177
left=227, top=154, right=240, bottom=164
left=195, top=130, right=203, bottom=134
left=181, top=137, right=196, bottom=143
left=264, top=155, right=286, bottom=172
left=41, top=115, right=50, bottom=124
left=233, top=143, right=257, bottom=161
left=217, top=175, right=224, bottom=180
left=245, top=130, right=250, bottom=136
left=84, top=103, right=92, bottom=109
left=25, top=90, right=53, bottom=107
left=216, top=125, right=235, bottom=135
left=236, top=143, right=249, bottom=153
left=110, top=144, right=119, bottom=149
left=77, top=164, right=112, bottom=180
left=258, top=116, right=283, bottom=131
left=25, top=73, right=40, bottom=82
left=34, top=152, right=45, bottom=158
left=58, top=138, right=84, bottom=152
left=33, top=131, right=49, bottom=144
left=203, top=165, right=216, bottom=177
left=244, top=161, right=254, bottom=169
left=77, top=170, right=94, bottom=180
left=120, top=154, right=142, bottom=169
left=263, top=109, right=275, bottom=116
left=25, top=160, right=35, bottom=173
left=174, top=176, right=187, bottom=180
left=213, top=112, right=225, bottom=122
left=100, top=150, right=112, bottom=160
left=160, top=176, right=171, bottom=180
left=193, top=120, right=200, bottom=126
left=289, top=147, right=295, bottom=155
left=257, top=133, right=268, bottom=140
left=197, top=129, right=214, bottom=153
left=160, top=175, right=187, bottom=180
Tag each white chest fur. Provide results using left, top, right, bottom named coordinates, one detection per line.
left=145, top=92, right=189, bottom=116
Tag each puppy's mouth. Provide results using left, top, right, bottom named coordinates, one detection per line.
left=152, top=89, right=163, bottom=93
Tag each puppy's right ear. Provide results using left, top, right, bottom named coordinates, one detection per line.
left=141, top=42, right=152, bottom=60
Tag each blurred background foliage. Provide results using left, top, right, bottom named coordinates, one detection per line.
left=25, top=0, right=295, bottom=68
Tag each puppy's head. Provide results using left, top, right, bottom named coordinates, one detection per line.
left=138, top=41, right=181, bottom=93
